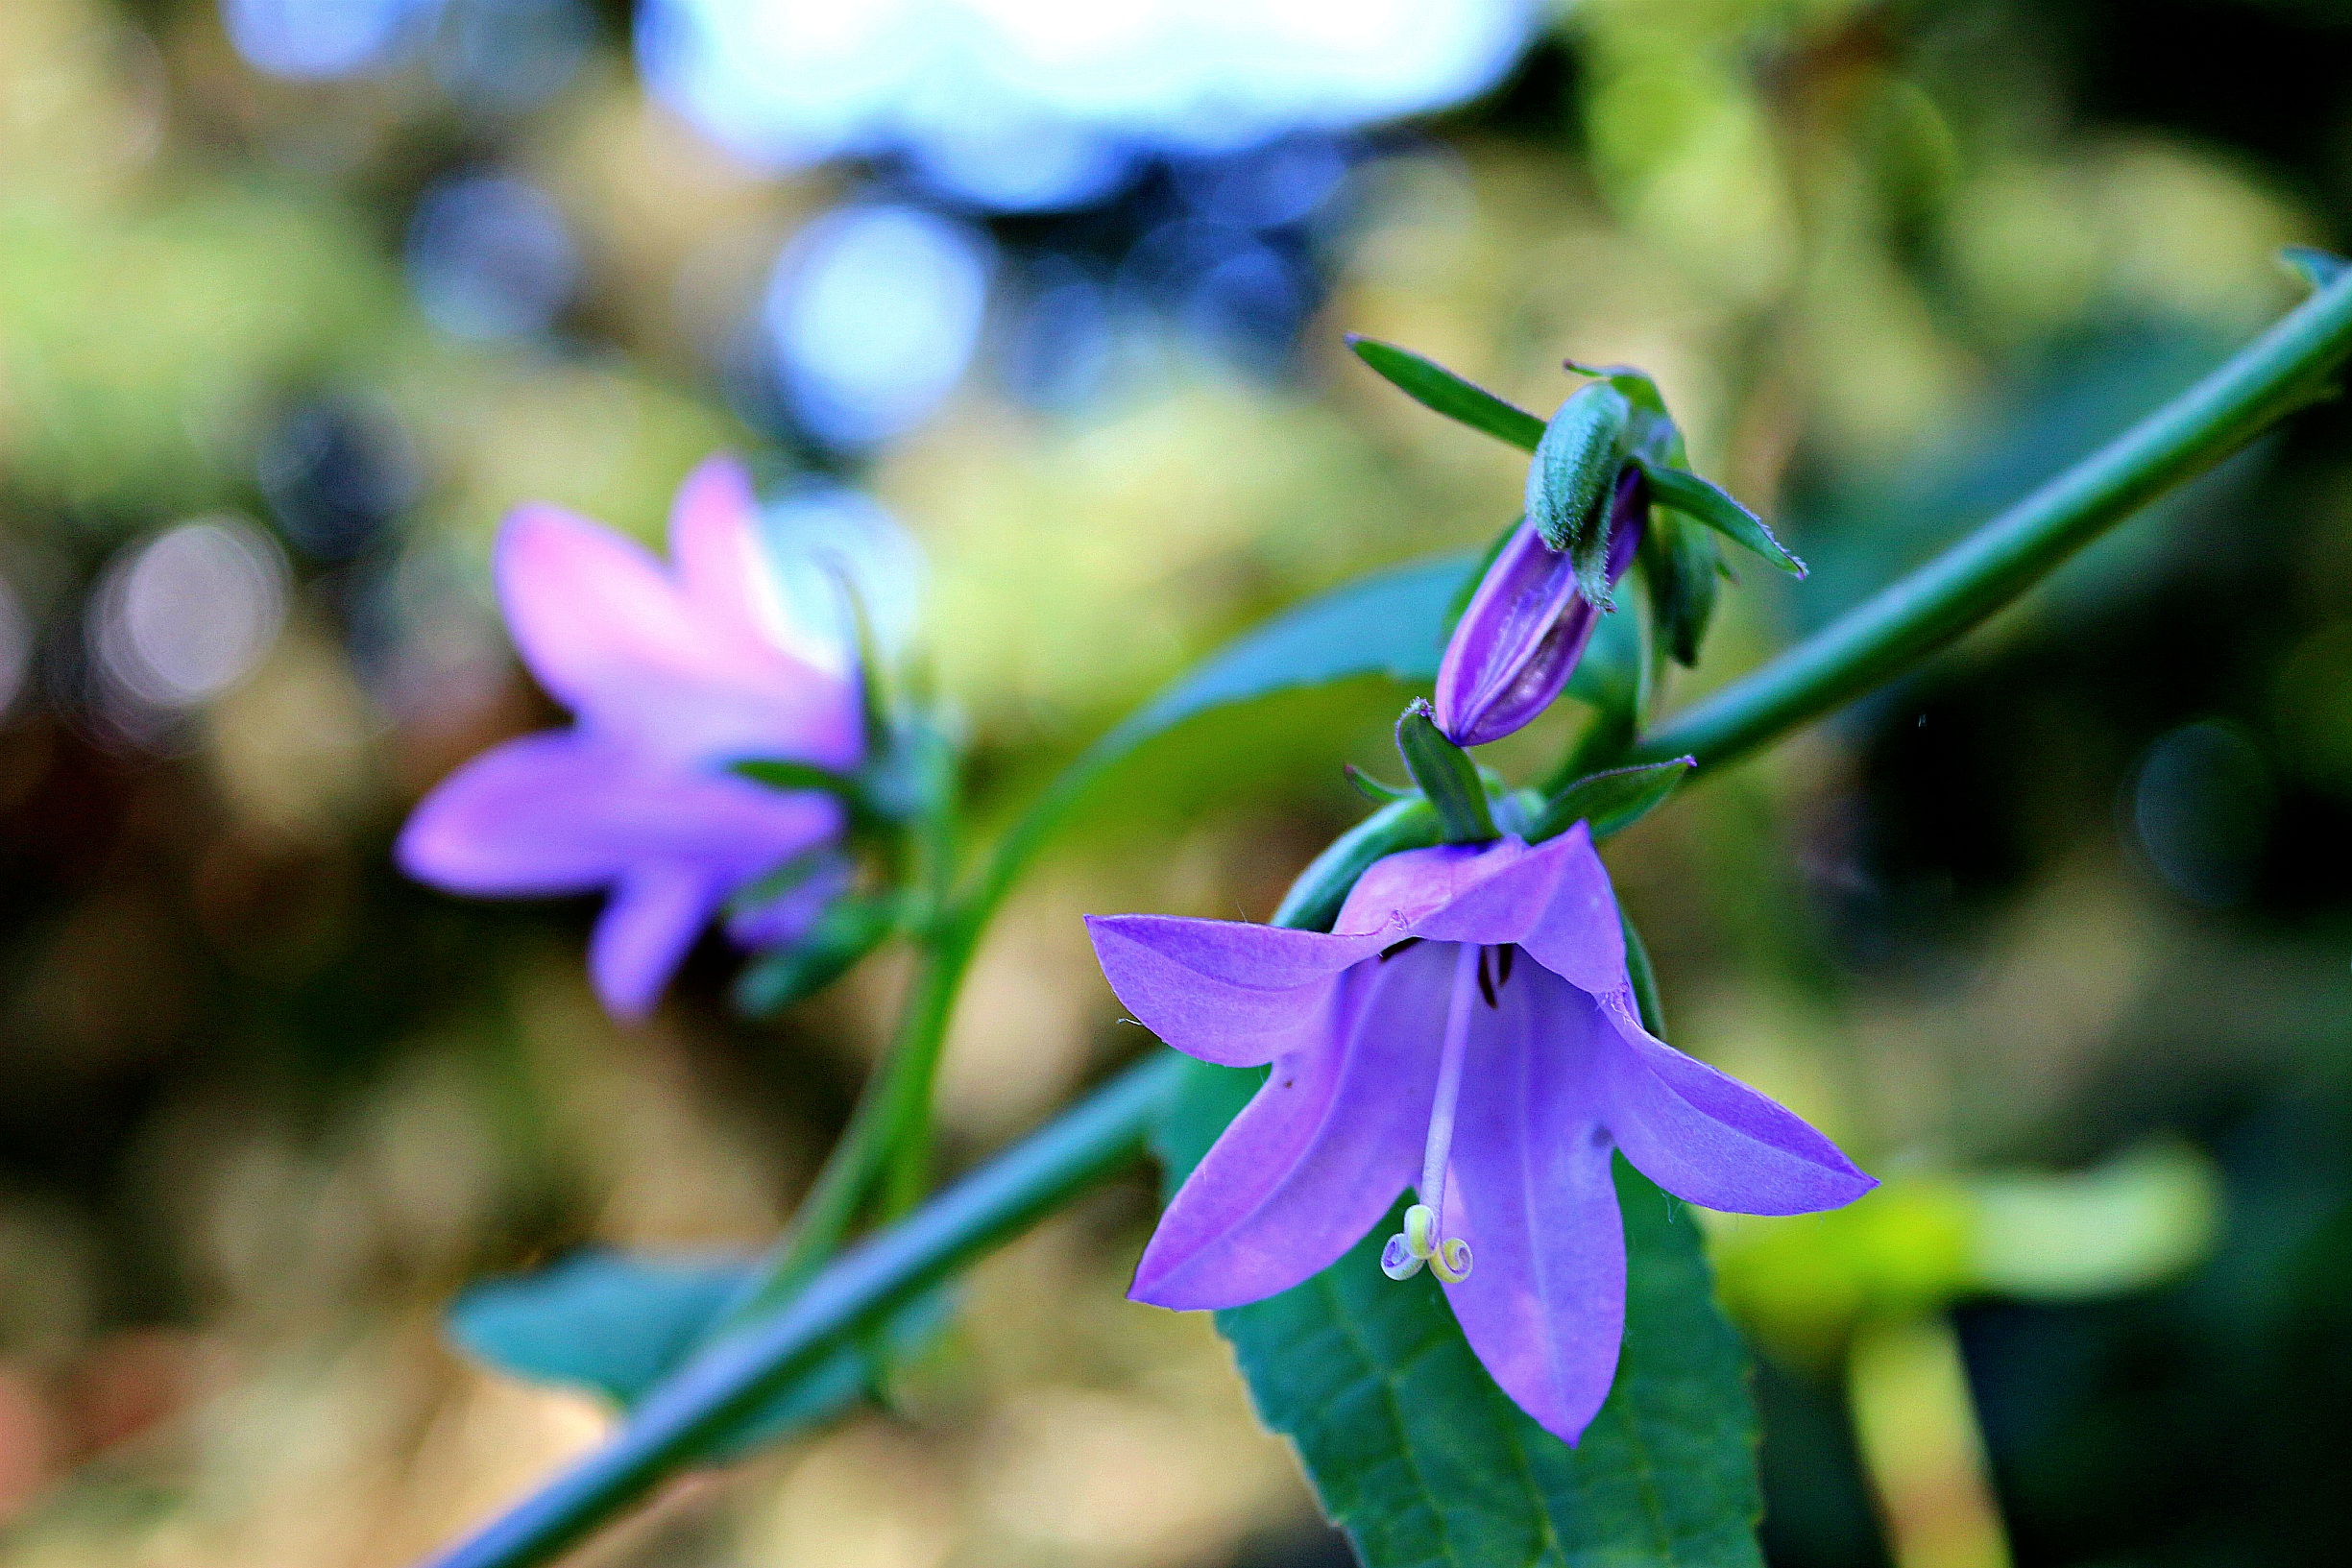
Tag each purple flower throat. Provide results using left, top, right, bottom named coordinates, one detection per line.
left=1377, top=939, right=1510, bottom=1286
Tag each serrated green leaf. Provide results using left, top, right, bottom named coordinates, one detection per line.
left=1637, top=460, right=1806, bottom=577
left=1526, top=757, right=1695, bottom=845
left=2283, top=245, right=2349, bottom=292
left=449, top=1252, right=950, bottom=1461
left=1153, top=1058, right=1765, bottom=1568
left=1348, top=337, right=1546, bottom=452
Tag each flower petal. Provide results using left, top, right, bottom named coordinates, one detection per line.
left=1338, top=830, right=1611, bottom=959
left=725, top=853, right=856, bottom=949
left=495, top=505, right=861, bottom=770
left=1595, top=1000, right=1876, bottom=1216
left=397, top=732, right=637, bottom=893
left=1433, top=519, right=1591, bottom=748
left=1509, top=821, right=1628, bottom=996
left=1085, top=914, right=1386, bottom=1068
left=1130, top=942, right=1449, bottom=1309
left=400, top=731, right=846, bottom=898
left=667, top=454, right=775, bottom=654
left=1442, top=963, right=1627, bottom=1445
left=591, top=861, right=725, bottom=1020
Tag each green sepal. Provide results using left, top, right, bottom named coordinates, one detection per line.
left=1564, top=357, right=1671, bottom=422
left=1272, top=798, right=1441, bottom=932
left=733, top=892, right=908, bottom=1015
left=1619, top=906, right=1667, bottom=1038
left=1638, top=510, right=1724, bottom=668
left=2283, top=245, right=2349, bottom=292
left=1343, top=763, right=1414, bottom=805
left=1526, top=383, right=1636, bottom=599
left=1637, top=457, right=1806, bottom=577
left=1346, top=336, right=1545, bottom=452
left=724, top=846, right=838, bottom=923
left=1394, top=700, right=1496, bottom=844
left=1526, top=756, right=1694, bottom=845
left=733, top=757, right=863, bottom=797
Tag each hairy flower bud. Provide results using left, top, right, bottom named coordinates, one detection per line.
left=1433, top=469, right=1646, bottom=748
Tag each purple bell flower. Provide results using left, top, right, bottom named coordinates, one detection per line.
left=1086, top=825, right=1873, bottom=1443
left=399, top=456, right=864, bottom=1021
left=1433, top=470, right=1647, bottom=747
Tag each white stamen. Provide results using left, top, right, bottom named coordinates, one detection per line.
left=1384, top=942, right=1483, bottom=1285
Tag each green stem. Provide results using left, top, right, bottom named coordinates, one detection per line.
left=1628, top=272, right=2352, bottom=771
left=419, top=268, right=2352, bottom=1568
left=424, top=1057, right=1183, bottom=1568
left=727, top=726, right=1139, bottom=1314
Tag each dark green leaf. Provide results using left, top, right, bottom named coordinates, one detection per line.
left=1394, top=701, right=1496, bottom=844
left=1347, top=337, right=1545, bottom=452
left=1154, top=1058, right=1765, bottom=1568
left=449, top=1252, right=950, bottom=1461
left=1637, top=460, right=1806, bottom=577
left=1527, top=757, right=1695, bottom=845
left=725, top=847, right=841, bottom=925
left=2283, top=245, right=2349, bottom=292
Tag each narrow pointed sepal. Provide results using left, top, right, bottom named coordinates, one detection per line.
left=1395, top=701, right=1497, bottom=844
left=1637, top=457, right=1806, bottom=577
left=1346, top=336, right=1547, bottom=452
left=1527, top=756, right=1695, bottom=844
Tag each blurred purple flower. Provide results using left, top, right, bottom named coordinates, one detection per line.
left=1434, top=469, right=1645, bottom=747
left=1086, top=825, right=1872, bottom=1443
left=399, top=456, right=863, bottom=1020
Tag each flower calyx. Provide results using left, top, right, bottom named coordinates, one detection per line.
left=1394, top=700, right=1497, bottom=845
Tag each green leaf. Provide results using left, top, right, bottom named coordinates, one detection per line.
left=1637, top=459, right=1806, bottom=577
left=1098, top=552, right=1477, bottom=760
left=1527, top=757, right=1695, bottom=845
left=1347, top=337, right=1546, bottom=452
left=2283, top=245, right=2349, bottom=292
left=449, top=1252, right=950, bottom=1460
left=1272, top=797, right=1443, bottom=932
left=1154, top=1058, right=1765, bottom=1568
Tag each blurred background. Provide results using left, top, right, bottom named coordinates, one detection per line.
left=4, top=1, right=2352, bottom=1564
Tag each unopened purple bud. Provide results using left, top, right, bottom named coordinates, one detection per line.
left=1433, top=469, right=1645, bottom=747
